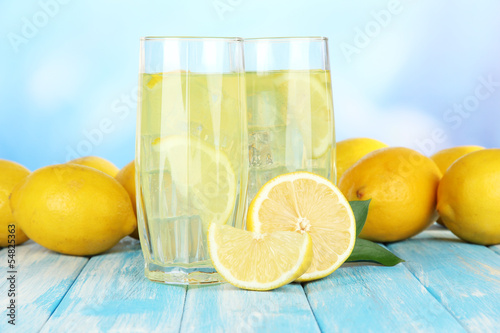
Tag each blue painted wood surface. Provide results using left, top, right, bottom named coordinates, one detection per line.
left=40, top=245, right=187, bottom=333
left=491, top=244, right=500, bottom=256
left=388, top=228, right=500, bottom=332
left=1, top=229, right=499, bottom=332
left=0, top=241, right=88, bottom=333
left=181, top=283, right=320, bottom=333
left=304, top=261, right=465, bottom=332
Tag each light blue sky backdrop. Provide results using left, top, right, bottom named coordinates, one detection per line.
left=1, top=0, right=499, bottom=170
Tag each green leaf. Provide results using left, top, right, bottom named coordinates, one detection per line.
left=346, top=199, right=404, bottom=266
left=349, top=200, right=371, bottom=237
left=347, top=239, right=404, bottom=266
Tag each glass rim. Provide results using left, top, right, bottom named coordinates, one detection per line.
left=141, top=36, right=243, bottom=42
left=244, top=36, right=328, bottom=42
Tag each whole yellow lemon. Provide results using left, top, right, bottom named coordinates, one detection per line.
left=431, top=145, right=484, bottom=226
left=68, top=156, right=119, bottom=177
left=10, top=164, right=136, bottom=255
left=0, top=160, right=30, bottom=247
left=431, top=145, right=484, bottom=175
left=437, top=149, right=500, bottom=245
left=339, top=147, right=441, bottom=242
left=115, top=160, right=138, bottom=239
left=336, top=138, right=387, bottom=183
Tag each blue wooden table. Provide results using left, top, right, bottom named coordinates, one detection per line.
left=2, top=225, right=499, bottom=332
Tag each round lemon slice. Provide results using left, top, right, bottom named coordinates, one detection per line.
left=247, top=171, right=356, bottom=282
left=208, top=223, right=313, bottom=291
left=152, top=135, right=237, bottom=228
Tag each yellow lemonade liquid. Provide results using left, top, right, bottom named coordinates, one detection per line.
left=246, top=70, right=335, bottom=201
left=137, top=72, right=247, bottom=282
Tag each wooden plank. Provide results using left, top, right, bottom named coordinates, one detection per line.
left=180, top=283, right=320, bottom=333
left=304, top=260, right=465, bottom=332
left=40, top=247, right=187, bottom=333
left=0, top=247, right=9, bottom=302
left=0, top=241, right=88, bottom=333
left=0, top=248, right=7, bottom=284
left=104, top=236, right=141, bottom=254
left=388, top=229, right=500, bottom=332
left=490, top=244, right=500, bottom=256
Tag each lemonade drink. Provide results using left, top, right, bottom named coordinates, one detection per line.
left=137, top=71, right=247, bottom=284
left=247, top=69, right=335, bottom=201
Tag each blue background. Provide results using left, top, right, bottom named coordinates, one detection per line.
left=1, top=0, right=499, bottom=171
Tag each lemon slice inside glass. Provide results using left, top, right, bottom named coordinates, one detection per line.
left=152, top=135, right=237, bottom=228
left=208, top=223, right=313, bottom=291
left=278, top=71, right=334, bottom=159
left=247, top=171, right=356, bottom=282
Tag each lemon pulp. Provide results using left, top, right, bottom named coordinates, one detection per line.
left=247, top=171, right=356, bottom=282
left=208, top=223, right=313, bottom=290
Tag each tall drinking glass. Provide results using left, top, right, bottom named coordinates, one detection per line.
left=136, top=37, right=248, bottom=285
left=245, top=37, right=335, bottom=201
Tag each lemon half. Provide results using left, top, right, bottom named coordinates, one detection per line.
left=247, top=171, right=356, bottom=282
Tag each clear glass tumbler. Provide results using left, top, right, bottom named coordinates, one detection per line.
left=136, top=37, right=248, bottom=285
left=245, top=37, right=336, bottom=202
